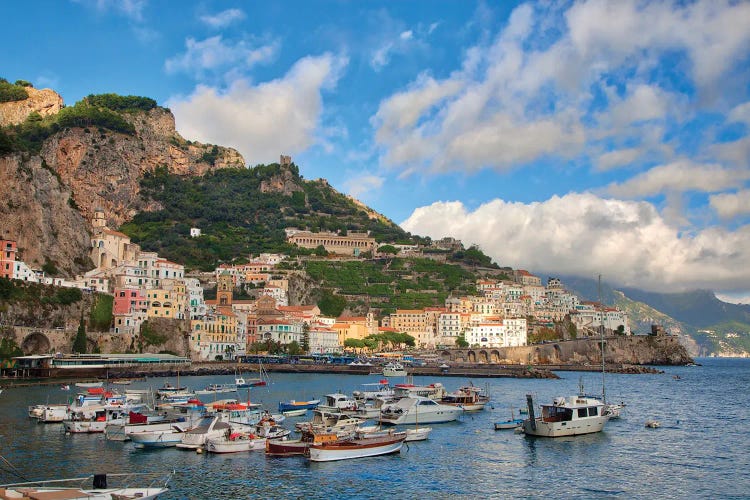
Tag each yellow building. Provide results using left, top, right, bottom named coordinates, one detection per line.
left=146, top=289, right=181, bottom=319
left=286, top=230, right=376, bottom=256
left=190, top=310, right=238, bottom=360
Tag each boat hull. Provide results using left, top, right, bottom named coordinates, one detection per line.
left=380, top=407, right=463, bottom=425
left=308, top=436, right=404, bottom=462
left=521, top=416, right=608, bottom=437
left=130, top=430, right=184, bottom=448
left=206, top=436, right=266, bottom=453
left=494, top=419, right=523, bottom=430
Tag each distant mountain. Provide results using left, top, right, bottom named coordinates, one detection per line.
left=556, top=274, right=750, bottom=356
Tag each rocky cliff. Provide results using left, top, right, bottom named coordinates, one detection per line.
left=0, top=90, right=245, bottom=275
left=0, top=86, right=63, bottom=127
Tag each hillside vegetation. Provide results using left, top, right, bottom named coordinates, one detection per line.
left=294, top=258, right=481, bottom=314
left=120, top=163, right=420, bottom=270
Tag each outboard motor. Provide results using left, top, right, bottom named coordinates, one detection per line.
left=526, top=394, right=536, bottom=431
left=93, top=474, right=107, bottom=489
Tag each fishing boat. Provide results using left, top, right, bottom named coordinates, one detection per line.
left=176, top=416, right=250, bottom=450
left=282, top=408, right=308, bottom=417
left=306, top=433, right=406, bottom=462
left=521, top=394, right=608, bottom=437
left=266, top=431, right=340, bottom=456
left=0, top=472, right=172, bottom=500
left=441, top=385, right=489, bottom=412
left=195, top=383, right=237, bottom=395
left=352, top=380, right=394, bottom=402
left=205, top=431, right=266, bottom=453
left=382, top=362, right=407, bottom=377
left=278, top=398, right=320, bottom=413
left=236, top=360, right=269, bottom=388
left=295, top=410, right=366, bottom=436
left=494, top=408, right=524, bottom=430
left=130, top=425, right=188, bottom=448
left=380, top=396, right=463, bottom=425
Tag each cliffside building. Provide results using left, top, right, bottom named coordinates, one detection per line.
left=286, top=229, right=376, bottom=256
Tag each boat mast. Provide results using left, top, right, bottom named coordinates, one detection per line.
left=598, top=274, right=606, bottom=403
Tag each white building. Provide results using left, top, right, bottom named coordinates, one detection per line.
left=185, top=278, right=207, bottom=319
left=465, top=318, right=527, bottom=348
left=190, top=228, right=201, bottom=238
left=261, top=285, right=288, bottom=307
left=308, top=326, right=340, bottom=353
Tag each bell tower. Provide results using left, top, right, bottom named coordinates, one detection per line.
left=216, top=272, right=233, bottom=307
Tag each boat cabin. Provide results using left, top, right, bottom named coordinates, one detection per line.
left=540, top=397, right=601, bottom=423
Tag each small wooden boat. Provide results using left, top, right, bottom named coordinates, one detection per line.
left=278, top=399, right=320, bottom=412
left=405, top=426, right=432, bottom=441
left=266, top=431, right=339, bottom=456
left=307, top=433, right=406, bottom=462
left=282, top=408, right=308, bottom=417
left=205, top=432, right=266, bottom=453
left=494, top=419, right=524, bottom=430
left=75, top=381, right=104, bottom=388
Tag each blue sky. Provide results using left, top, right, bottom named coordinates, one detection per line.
left=3, top=0, right=750, bottom=301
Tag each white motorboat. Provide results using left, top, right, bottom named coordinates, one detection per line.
left=317, top=393, right=360, bottom=413
left=404, top=426, right=432, bottom=441
left=282, top=408, right=308, bottom=417
left=380, top=396, right=464, bottom=425
left=393, top=382, right=447, bottom=400
left=74, top=381, right=104, bottom=388
left=195, top=383, right=237, bottom=395
left=205, top=431, right=266, bottom=453
left=352, top=380, right=395, bottom=402
left=440, top=385, right=490, bottom=412
left=176, top=415, right=252, bottom=449
left=295, top=410, right=366, bottom=436
left=0, top=472, right=171, bottom=500
left=521, top=394, right=609, bottom=437
left=307, top=433, right=405, bottom=462
left=382, top=362, right=407, bottom=377
left=130, top=425, right=188, bottom=448
left=63, top=404, right=143, bottom=434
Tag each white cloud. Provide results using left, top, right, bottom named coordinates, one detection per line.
left=596, top=148, right=641, bottom=171
left=710, top=190, right=750, bottom=219
left=343, top=174, right=385, bottom=199
left=165, top=36, right=277, bottom=76
left=401, top=193, right=750, bottom=292
left=728, top=102, right=750, bottom=125
left=372, top=1, right=750, bottom=179
left=74, top=0, right=148, bottom=21
left=606, top=160, right=750, bottom=198
left=200, top=8, right=246, bottom=29
left=168, top=53, right=348, bottom=165
left=369, top=27, right=419, bottom=71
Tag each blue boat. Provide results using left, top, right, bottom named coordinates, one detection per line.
left=278, top=399, right=321, bottom=412
left=494, top=418, right=524, bottom=430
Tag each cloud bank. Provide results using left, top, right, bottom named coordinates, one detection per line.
left=401, top=194, right=750, bottom=293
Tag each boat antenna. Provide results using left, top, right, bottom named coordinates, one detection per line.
left=598, top=274, right=606, bottom=403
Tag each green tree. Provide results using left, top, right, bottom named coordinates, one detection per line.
left=73, top=316, right=87, bottom=353
left=455, top=335, right=469, bottom=348
left=287, top=340, right=302, bottom=356
left=301, top=323, right=310, bottom=353
left=344, top=338, right=365, bottom=353
left=0, top=336, right=23, bottom=359
left=314, top=245, right=328, bottom=256
left=317, top=290, right=347, bottom=317
left=378, top=245, right=399, bottom=255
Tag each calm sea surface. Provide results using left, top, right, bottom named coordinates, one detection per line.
left=1, top=358, right=748, bottom=499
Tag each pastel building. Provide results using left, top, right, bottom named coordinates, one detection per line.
left=0, top=240, right=18, bottom=279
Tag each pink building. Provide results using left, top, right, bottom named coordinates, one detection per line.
left=0, top=240, right=18, bottom=280
left=113, top=288, right=148, bottom=315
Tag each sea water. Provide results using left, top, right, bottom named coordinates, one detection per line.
left=1, top=358, right=748, bottom=499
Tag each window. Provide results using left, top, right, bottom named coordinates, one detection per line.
left=588, top=407, right=598, bottom=417
left=578, top=408, right=588, bottom=418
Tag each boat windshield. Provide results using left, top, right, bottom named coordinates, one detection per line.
left=541, top=405, right=573, bottom=422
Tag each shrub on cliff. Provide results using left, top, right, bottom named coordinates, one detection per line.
left=89, top=294, right=113, bottom=331
left=83, top=93, right=158, bottom=113
left=0, top=79, right=29, bottom=102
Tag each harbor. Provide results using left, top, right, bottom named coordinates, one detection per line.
left=2, top=358, right=748, bottom=498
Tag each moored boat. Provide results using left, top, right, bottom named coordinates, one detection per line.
left=278, top=398, right=320, bottom=413
left=521, top=394, right=608, bottom=438
left=306, top=433, right=406, bottom=462
left=205, top=431, right=266, bottom=453
left=130, top=426, right=187, bottom=448
left=382, top=362, right=407, bottom=377
left=380, top=396, right=463, bottom=425
left=282, top=408, right=308, bottom=417
left=0, top=472, right=172, bottom=500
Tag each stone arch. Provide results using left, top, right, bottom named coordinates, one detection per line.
left=478, top=350, right=489, bottom=363
left=467, top=350, right=477, bottom=363
left=440, top=350, right=452, bottom=360
left=490, top=350, right=501, bottom=363
left=22, top=332, right=51, bottom=355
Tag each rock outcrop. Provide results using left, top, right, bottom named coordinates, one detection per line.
left=0, top=87, right=63, bottom=127
left=0, top=90, right=245, bottom=270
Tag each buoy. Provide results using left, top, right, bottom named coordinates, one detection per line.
left=196, top=448, right=203, bottom=454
